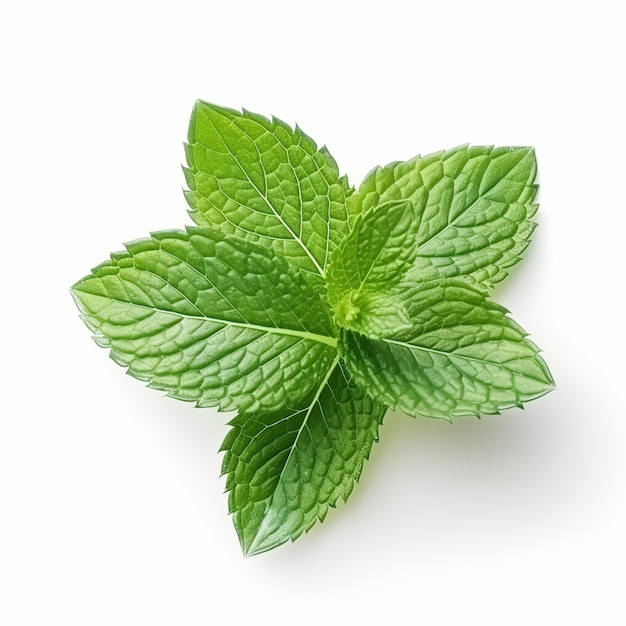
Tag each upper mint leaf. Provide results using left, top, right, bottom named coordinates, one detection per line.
left=221, top=360, right=387, bottom=556
left=71, top=229, right=337, bottom=414
left=183, top=101, right=352, bottom=278
left=326, top=200, right=417, bottom=336
left=342, top=278, right=554, bottom=419
left=348, top=145, right=538, bottom=289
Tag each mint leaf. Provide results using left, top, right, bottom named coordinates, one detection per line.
left=71, top=229, right=337, bottom=413
left=328, top=200, right=418, bottom=295
left=348, top=145, right=537, bottom=288
left=221, top=360, right=386, bottom=556
left=331, top=290, right=412, bottom=339
left=326, top=200, right=417, bottom=336
left=342, top=279, right=554, bottom=419
left=184, top=101, right=352, bottom=277
left=72, top=101, right=555, bottom=556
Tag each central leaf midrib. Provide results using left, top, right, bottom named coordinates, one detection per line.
left=383, top=337, right=543, bottom=380
left=85, top=292, right=338, bottom=348
left=247, top=355, right=340, bottom=554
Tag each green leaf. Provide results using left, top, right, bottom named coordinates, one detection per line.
left=331, top=291, right=412, bottom=339
left=71, top=229, right=337, bottom=414
left=326, top=200, right=417, bottom=336
left=183, top=101, right=352, bottom=278
left=342, top=279, right=554, bottom=419
left=348, top=145, right=538, bottom=288
left=221, top=360, right=387, bottom=556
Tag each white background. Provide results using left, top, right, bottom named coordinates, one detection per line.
left=1, top=1, right=624, bottom=624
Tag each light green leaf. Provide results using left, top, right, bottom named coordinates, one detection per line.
left=332, top=291, right=412, bottom=339
left=348, top=145, right=538, bottom=288
left=342, top=279, right=554, bottom=419
left=326, top=200, right=417, bottom=336
left=183, top=101, right=352, bottom=278
left=71, top=229, right=337, bottom=414
left=221, top=360, right=387, bottom=556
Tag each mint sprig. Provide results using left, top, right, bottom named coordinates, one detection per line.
left=71, top=101, right=554, bottom=556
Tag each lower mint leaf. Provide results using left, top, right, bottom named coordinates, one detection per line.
left=342, top=279, right=554, bottom=419
left=221, top=359, right=387, bottom=556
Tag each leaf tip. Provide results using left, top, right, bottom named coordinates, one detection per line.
left=238, top=529, right=282, bottom=558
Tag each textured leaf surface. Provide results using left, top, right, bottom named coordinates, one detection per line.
left=326, top=200, right=416, bottom=336
left=71, top=229, right=337, bottom=413
left=342, top=279, right=554, bottom=419
left=184, top=101, right=352, bottom=277
left=348, top=145, right=538, bottom=288
left=331, top=291, right=412, bottom=339
left=221, top=360, right=387, bottom=556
